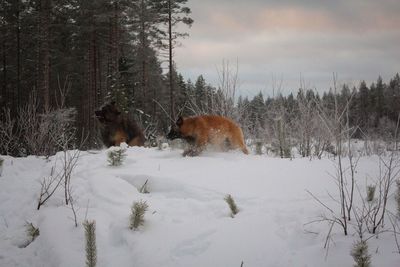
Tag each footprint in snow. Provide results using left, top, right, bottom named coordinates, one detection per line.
left=172, top=230, right=215, bottom=257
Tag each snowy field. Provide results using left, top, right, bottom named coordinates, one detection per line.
left=0, top=147, right=399, bottom=267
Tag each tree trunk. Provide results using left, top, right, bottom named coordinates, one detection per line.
left=140, top=0, right=147, bottom=109
left=1, top=25, right=7, bottom=107
left=107, top=2, right=119, bottom=102
left=16, top=0, right=21, bottom=109
left=168, top=0, right=174, bottom=118
left=39, top=0, right=50, bottom=112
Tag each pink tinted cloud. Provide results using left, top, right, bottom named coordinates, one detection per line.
left=196, top=5, right=400, bottom=35
left=175, top=2, right=400, bottom=94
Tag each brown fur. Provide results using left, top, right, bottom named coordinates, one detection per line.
left=167, top=115, right=249, bottom=156
left=95, top=102, right=145, bottom=147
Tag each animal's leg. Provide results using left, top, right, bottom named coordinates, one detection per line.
left=128, top=135, right=145, bottom=146
left=182, top=135, right=207, bottom=156
left=230, top=133, right=249, bottom=154
left=113, top=129, right=128, bottom=146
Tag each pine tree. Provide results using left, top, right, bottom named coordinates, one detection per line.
left=83, top=220, right=97, bottom=267
left=357, top=81, right=370, bottom=130
left=155, top=0, right=193, bottom=118
left=224, top=194, right=238, bottom=218
left=127, top=0, right=165, bottom=114
left=351, top=240, right=371, bottom=267
left=249, top=92, right=265, bottom=138
left=129, top=200, right=149, bottom=230
left=107, top=146, right=127, bottom=166
left=194, top=75, right=207, bottom=113
left=374, top=77, right=385, bottom=126
left=26, top=222, right=40, bottom=243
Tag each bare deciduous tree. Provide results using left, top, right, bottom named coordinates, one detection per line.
left=0, top=108, right=20, bottom=155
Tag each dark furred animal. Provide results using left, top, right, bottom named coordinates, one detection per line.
left=167, top=115, right=249, bottom=156
left=95, top=102, right=145, bottom=147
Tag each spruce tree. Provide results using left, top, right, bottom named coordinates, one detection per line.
left=194, top=75, right=207, bottom=113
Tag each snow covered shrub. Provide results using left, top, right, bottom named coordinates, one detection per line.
left=83, top=220, right=97, bottom=267
left=20, top=222, right=40, bottom=248
left=18, top=92, right=77, bottom=157
left=107, top=145, right=127, bottom=166
left=351, top=240, right=371, bottom=267
left=224, top=194, right=238, bottom=217
left=366, top=185, right=376, bottom=202
left=0, top=157, right=3, bottom=176
left=0, top=108, right=21, bottom=155
left=129, top=201, right=148, bottom=230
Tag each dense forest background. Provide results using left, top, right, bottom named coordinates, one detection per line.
left=1, top=0, right=399, bottom=156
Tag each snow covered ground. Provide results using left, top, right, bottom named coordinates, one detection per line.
left=0, top=147, right=399, bottom=267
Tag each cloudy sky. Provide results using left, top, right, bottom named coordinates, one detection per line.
left=174, top=0, right=400, bottom=97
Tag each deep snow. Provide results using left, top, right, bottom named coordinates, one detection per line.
left=0, top=147, right=399, bottom=267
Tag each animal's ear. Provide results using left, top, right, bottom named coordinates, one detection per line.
left=110, top=101, right=116, bottom=106
left=176, top=116, right=183, bottom=127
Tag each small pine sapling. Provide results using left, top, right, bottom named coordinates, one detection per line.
left=351, top=240, right=371, bottom=267
left=139, top=179, right=150, bottom=194
left=107, top=146, right=127, bottom=166
left=224, top=194, right=239, bottom=217
left=25, top=222, right=40, bottom=247
left=366, top=185, right=376, bottom=202
left=83, top=220, right=97, bottom=267
left=129, top=201, right=148, bottom=230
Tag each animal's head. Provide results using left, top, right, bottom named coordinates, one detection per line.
left=95, top=101, right=121, bottom=124
left=166, top=117, right=184, bottom=140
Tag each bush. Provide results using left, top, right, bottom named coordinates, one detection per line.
left=19, top=222, right=40, bottom=248
left=129, top=201, right=148, bottom=230
left=107, top=145, right=127, bottom=166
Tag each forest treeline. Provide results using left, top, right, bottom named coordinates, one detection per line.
left=0, top=0, right=193, bottom=145
left=0, top=1, right=399, bottom=156
left=239, top=75, right=400, bottom=139
left=184, top=73, right=400, bottom=157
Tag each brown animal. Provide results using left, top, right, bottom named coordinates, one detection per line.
left=167, top=115, right=249, bottom=156
left=95, top=102, right=145, bottom=147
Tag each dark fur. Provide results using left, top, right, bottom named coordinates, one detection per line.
left=95, top=102, right=145, bottom=147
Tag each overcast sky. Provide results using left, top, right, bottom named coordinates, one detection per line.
left=174, top=0, right=400, bottom=98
